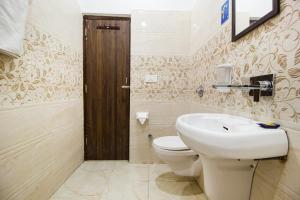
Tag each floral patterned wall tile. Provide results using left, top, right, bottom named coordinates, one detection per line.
left=191, top=0, right=300, bottom=124
left=0, top=24, right=83, bottom=108
left=130, top=55, right=195, bottom=102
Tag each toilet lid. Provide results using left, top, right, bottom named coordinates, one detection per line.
left=153, top=136, right=190, bottom=151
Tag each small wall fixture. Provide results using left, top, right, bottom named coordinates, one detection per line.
left=215, top=64, right=233, bottom=93
left=136, top=112, right=149, bottom=125
left=212, top=74, right=274, bottom=102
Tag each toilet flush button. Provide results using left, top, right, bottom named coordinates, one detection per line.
left=144, top=75, right=158, bottom=83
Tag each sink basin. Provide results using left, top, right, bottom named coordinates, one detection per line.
left=176, top=113, right=288, bottom=159
left=176, top=113, right=289, bottom=200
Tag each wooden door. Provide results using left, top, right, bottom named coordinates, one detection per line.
left=84, top=16, right=130, bottom=160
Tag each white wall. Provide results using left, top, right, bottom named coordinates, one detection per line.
left=190, top=0, right=224, bottom=54
left=28, top=0, right=82, bottom=50
left=78, top=0, right=196, bottom=14
left=132, top=10, right=191, bottom=56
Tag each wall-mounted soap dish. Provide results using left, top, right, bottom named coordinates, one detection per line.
left=215, top=64, right=233, bottom=93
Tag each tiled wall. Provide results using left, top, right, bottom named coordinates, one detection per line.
left=0, top=0, right=83, bottom=199
left=131, top=10, right=191, bottom=56
left=190, top=0, right=222, bottom=55
left=190, top=0, right=300, bottom=199
left=190, top=7, right=300, bottom=125
left=130, top=10, right=193, bottom=163
left=0, top=25, right=82, bottom=107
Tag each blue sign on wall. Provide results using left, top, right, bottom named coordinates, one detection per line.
left=221, top=0, right=229, bottom=25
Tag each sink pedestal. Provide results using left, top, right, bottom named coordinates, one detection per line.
left=201, top=156, right=256, bottom=200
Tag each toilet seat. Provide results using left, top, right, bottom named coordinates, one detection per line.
left=153, top=136, right=190, bottom=151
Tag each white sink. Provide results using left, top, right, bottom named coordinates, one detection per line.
left=176, top=113, right=288, bottom=159
left=175, top=113, right=288, bottom=200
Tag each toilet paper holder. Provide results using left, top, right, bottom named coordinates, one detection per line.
left=136, top=112, right=149, bottom=125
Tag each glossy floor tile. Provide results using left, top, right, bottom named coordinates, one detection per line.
left=50, top=161, right=207, bottom=200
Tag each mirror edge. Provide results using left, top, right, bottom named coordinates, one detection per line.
left=231, top=0, right=280, bottom=42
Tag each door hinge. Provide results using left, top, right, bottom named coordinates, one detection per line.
left=84, top=84, right=88, bottom=93
left=85, top=137, right=88, bottom=146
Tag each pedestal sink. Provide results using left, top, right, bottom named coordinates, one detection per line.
left=176, top=113, right=288, bottom=200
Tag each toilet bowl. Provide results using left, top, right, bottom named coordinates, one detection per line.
left=153, top=136, right=202, bottom=177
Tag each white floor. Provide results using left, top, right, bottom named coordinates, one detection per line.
left=50, top=161, right=207, bottom=200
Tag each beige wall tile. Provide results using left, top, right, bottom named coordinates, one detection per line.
left=0, top=0, right=83, bottom=199
left=131, top=10, right=191, bottom=56
left=130, top=102, right=196, bottom=164
left=0, top=102, right=83, bottom=200
left=273, top=149, right=300, bottom=200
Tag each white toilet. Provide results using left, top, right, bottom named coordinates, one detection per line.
left=153, top=136, right=202, bottom=177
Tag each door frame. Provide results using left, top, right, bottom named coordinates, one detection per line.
left=83, top=15, right=131, bottom=160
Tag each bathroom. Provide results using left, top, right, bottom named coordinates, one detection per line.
left=0, top=0, right=299, bottom=199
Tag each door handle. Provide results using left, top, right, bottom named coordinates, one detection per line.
left=121, top=85, right=130, bottom=89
